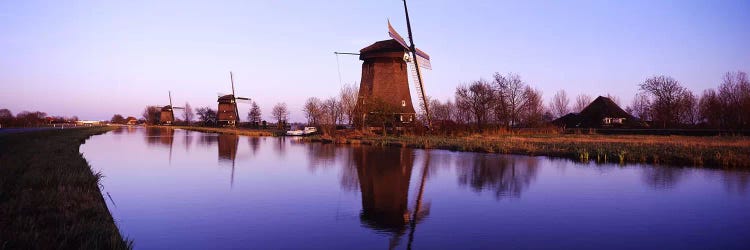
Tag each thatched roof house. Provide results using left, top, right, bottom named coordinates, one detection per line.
left=553, top=96, right=640, bottom=128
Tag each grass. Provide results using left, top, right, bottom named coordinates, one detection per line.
left=160, top=125, right=277, bottom=136
left=305, top=132, right=750, bottom=168
left=0, top=126, right=131, bottom=249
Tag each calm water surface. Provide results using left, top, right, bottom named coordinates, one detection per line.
left=81, top=127, right=750, bottom=249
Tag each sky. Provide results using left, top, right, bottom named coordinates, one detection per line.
left=1, top=0, right=748, bottom=122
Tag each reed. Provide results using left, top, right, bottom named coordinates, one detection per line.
left=0, top=127, right=131, bottom=249
left=304, top=133, right=750, bottom=168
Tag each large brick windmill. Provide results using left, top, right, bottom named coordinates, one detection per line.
left=351, top=0, right=432, bottom=128
left=217, top=72, right=251, bottom=127
left=158, top=91, right=184, bottom=125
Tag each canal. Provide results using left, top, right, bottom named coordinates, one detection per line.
left=81, top=127, right=750, bottom=249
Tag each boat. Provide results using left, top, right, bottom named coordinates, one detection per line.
left=286, top=126, right=318, bottom=136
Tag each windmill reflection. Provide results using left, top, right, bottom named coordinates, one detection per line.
left=144, top=127, right=175, bottom=147
left=353, top=146, right=431, bottom=249
left=218, top=133, right=240, bottom=188
left=457, top=154, right=539, bottom=199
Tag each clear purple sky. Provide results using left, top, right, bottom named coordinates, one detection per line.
left=1, top=0, right=748, bottom=121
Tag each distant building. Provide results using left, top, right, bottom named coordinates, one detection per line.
left=126, top=117, right=137, bottom=125
left=553, top=96, right=641, bottom=128
left=76, top=120, right=102, bottom=126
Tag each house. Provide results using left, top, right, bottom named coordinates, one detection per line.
left=553, top=96, right=640, bottom=128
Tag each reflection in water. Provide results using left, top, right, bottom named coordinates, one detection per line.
left=144, top=127, right=175, bottom=147
left=353, top=146, right=430, bottom=249
left=641, top=166, right=685, bottom=190
left=722, top=172, right=750, bottom=195
left=457, top=154, right=539, bottom=199
left=306, top=143, right=338, bottom=171
left=198, top=133, right=218, bottom=146
left=218, top=134, right=240, bottom=188
left=248, top=137, right=261, bottom=155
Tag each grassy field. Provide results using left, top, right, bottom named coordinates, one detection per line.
left=161, top=125, right=277, bottom=136
left=0, top=126, right=131, bottom=249
left=305, top=133, right=750, bottom=168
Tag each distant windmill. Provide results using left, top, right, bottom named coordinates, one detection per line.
left=217, top=72, right=251, bottom=127
left=343, top=0, right=433, bottom=128
left=158, top=91, right=184, bottom=125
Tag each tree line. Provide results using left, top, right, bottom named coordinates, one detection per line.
left=0, top=109, right=79, bottom=127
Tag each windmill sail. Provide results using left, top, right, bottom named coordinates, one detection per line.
left=388, top=21, right=431, bottom=70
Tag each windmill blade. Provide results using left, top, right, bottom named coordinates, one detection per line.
left=235, top=97, right=251, bottom=101
left=415, top=48, right=431, bottom=70
left=172, top=107, right=185, bottom=110
left=388, top=20, right=410, bottom=50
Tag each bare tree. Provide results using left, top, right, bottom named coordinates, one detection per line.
left=430, top=99, right=455, bottom=123
left=303, top=97, right=323, bottom=125
left=639, top=75, right=688, bottom=128
left=196, top=106, right=217, bottom=126
left=323, top=96, right=343, bottom=126
left=699, top=89, right=721, bottom=128
left=677, top=90, right=698, bottom=125
left=271, top=102, right=289, bottom=129
left=718, top=71, right=750, bottom=129
left=628, top=93, right=651, bottom=121
left=339, top=83, right=359, bottom=125
left=520, top=87, right=545, bottom=127
left=574, top=94, right=592, bottom=113
left=549, top=90, right=570, bottom=118
left=494, top=72, right=526, bottom=127
left=606, top=93, right=622, bottom=107
left=15, top=111, right=47, bottom=127
left=142, top=106, right=160, bottom=125
left=0, top=109, right=13, bottom=127
left=183, top=102, right=194, bottom=125
left=455, top=79, right=495, bottom=131
left=247, top=101, right=262, bottom=127
left=110, top=114, right=126, bottom=124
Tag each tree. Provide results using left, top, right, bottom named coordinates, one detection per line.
left=574, top=94, right=592, bottom=113
left=303, top=97, right=323, bottom=125
left=520, top=87, right=545, bottom=127
left=549, top=90, right=570, bottom=118
left=110, top=114, right=126, bottom=124
left=718, top=71, right=750, bottom=129
left=677, top=90, right=698, bottom=125
left=0, top=109, right=13, bottom=127
left=366, top=98, right=399, bottom=136
left=628, top=93, right=651, bottom=121
left=142, top=106, right=160, bottom=125
left=430, top=99, right=455, bottom=123
left=15, top=111, right=47, bottom=127
left=699, top=89, right=721, bottom=128
left=606, top=93, right=622, bottom=107
left=247, top=101, right=262, bottom=127
left=323, top=96, right=342, bottom=126
left=183, top=102, right=194, bottom=125
left=494, top=72, right=526, bottom=127
left=455, top=79, right=495, bottom=131
left=271, top=102, right=289, bottom=129
left=196, top=106, right=217, bottom=126
left=639, top=75, right=688, bottom=128
left=339, top=83, right=359, bottom=125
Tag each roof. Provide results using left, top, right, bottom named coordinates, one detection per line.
left=217, top=95, right=235, bottom=102
left=552, top=96, right=637, bottom=128
left=360, top=39, right=407, bottom=54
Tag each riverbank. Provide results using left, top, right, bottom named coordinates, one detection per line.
left=0, top=126, right=131, bottom=249
left=157, top=125, right=277, bottom=136
left=304, top=133, right=750, bottom=168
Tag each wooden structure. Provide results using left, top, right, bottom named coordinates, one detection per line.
left=217, top=72, right=250, bottom=127
left=552, top=96, right=640, bottom=128
left=353, top=2, right=432, bottom=128
left=159, top=91, right=184, bottom=125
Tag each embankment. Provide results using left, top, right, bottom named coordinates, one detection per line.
left=0, top=126, right=130, bottom=249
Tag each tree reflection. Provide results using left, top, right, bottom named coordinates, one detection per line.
left=197, top=133, right=218, bottom=146
left=721, top=171, right=750, bottom=195
left=306, top=143, right=338, bottom=171
left=641, top=166, right=685, bottom=190
left=247, top=137, right=261, bottom=155
left=456, top=154, right=539, bottom=199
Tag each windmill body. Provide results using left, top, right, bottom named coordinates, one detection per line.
left=217, top=72, right=251, bottom=127
left=354, top=20, right=431, bottom=127
left=159, top=91, right=184, bottom=125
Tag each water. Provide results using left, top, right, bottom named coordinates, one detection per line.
left=81, top=127, right=750, bottom=249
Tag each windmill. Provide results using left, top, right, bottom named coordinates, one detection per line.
left=158, top=91, right=184, bottom=125
left=217, top=71, right=251, bottom=127
left=346, top=0, right=432, bottom=129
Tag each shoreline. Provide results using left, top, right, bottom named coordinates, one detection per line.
left=302, top=133, right=750, bottom=169
left=0, top=126, right=130, bottom=249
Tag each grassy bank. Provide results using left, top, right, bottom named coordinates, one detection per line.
left=160, top=125, right=277, bottom=136
left=0, top=126, right=131, bottom=249
left=305, top=133, right=750, bottom=168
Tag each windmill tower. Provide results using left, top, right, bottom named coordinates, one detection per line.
left=217, top=72, right=251, bottom=127
left=353, top=0, right=432, bottom=128
left=159, top=91, right=184, bottom=125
